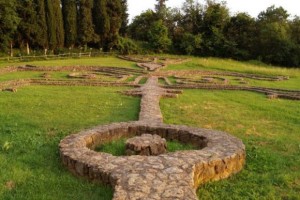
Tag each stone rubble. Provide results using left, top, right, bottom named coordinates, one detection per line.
left=60, top=77, right=246, bottom=200
left=125, top=134, right=167, bottom=156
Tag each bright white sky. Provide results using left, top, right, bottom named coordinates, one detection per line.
left=128, top=0, right=300, bottom=22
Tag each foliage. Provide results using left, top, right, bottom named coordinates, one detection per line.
left=1, top=0, right=300, bottom=67
left=78, top=0, right=99, bottom=47
left=147, top=20, right=172, bottom=53
left=179, top=33, right=202, bottom=55
left=0, top=0, right=20, bottom=51
left=16, top=0, right=38, bottom=54
left=62, top=0, right=78, bottom=48
left=34, top=0, right=48, bottom=49
left=128, top=10, right=157, bottom=41
left=116, top=37, right=139, bottom=55
left=120, top=0, right=129, bottom=36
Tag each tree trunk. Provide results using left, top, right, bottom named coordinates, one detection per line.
left=26, top=42, right=30, bottom=55
left=10, top=42, right=13, bottom=57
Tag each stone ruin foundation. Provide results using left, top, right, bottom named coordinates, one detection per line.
left=60, top=77, right=246, bottom=200
left=125, top=134, right=167, bottom=156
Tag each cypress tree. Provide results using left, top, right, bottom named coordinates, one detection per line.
left=120, top=0, right=129, bottom=36
left=93, top=0, right=122, bottom=50
left=16, top=0, right=38, bottom=55
left=45, top=0, right=64, bottom=50
left=53, top=0, right=64, bottom=48
left=106, top=0, right=122, bottom=48
left=93, top=0, right=110, bottom=48
left=62, top=0, right=77, bottom=48
left=0, top=0, right=20, bottom=54
left=155, top=0, right=168, bottom=21
left=45, top=0, right=56, bottom=49
left=34, top=0, right=48, bottom=49
left=78, top=0, right=99, bottom=47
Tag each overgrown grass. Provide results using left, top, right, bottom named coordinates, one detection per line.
left=161, top=90, right=300, bottom=199
left=95, top=138, right=195, bottom=156
left=0, top=56, right=138, bottom=69
left=165, top=57, right=300, bottom=77
left=0, top=86, right=140, bottom=200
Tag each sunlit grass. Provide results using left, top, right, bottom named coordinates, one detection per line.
left=0, top=86, right=140, bottom=200
left=0, top=56, right=138, bottom=69
left=161, top=89, right=300, bottom=199
left=165, top=57, right=300, bottom=77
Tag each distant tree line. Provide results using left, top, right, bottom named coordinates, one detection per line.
left=0, top=0, right=127, bottom=55
left=0, top=0, right=300, bottom=67
left=129, top=0, right=300, bottom=67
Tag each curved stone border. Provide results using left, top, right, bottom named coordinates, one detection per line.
left=154, top=70, right=289, bottom=81
left=164, top=84, right=300, bottom=100
left=59, top=77, right=246, bottom=200
left=59, top=121, right=245, bottom=200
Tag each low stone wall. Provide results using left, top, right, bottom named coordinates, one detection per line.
left=59, top=122, right=245, bottom=200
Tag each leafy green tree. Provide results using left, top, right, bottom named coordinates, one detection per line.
left=117, top=37, right=139, bottom=55
left=147, top=20, right=171, bottom=53
left=62, top=0, right=77, bottom=48
left=181, top=0, right=203, bottom=34
left=224, top=13, right=256, bottom=60
left=201, top=0, right=230, bottom=56
left=16, top=0, right=37, bottom=55
left=0, top=0, right=20, bottom=53
left=257, top=6, right=292, bottom=65
left=179, top=33, right=202, bottom=55
left=78, top=0, right=99, bottom=48
left=34, top=0, right=48, bottom=49
left=128, top=10, right=157, bottom=41
left=155, top=0, right=168, bottom=21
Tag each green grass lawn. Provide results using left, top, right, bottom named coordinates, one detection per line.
left=161, top=90, right=300, bottom=199
left=0, top=56, right=138, bottom=69
left=0, top=86, right=140, bottom=200
left=165, top=57, right=300, bottom=77
left=0, top=56, right=299, bottom=200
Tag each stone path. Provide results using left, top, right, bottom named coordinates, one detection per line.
left=59, top=76, right=246, bottom=200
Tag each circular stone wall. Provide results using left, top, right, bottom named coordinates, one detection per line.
left=59, top=121, right=245, bottom=200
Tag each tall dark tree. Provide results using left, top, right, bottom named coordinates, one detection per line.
left=93, top=0, right=110, bottom=48
left=0, top=0, right=20, bottom=54
left=257, top=6, right=291, bottom=65
left=181, top=0, right=203, bottom=34
left=78, top=0, right=99, bottom=48
left=201, top=0, right=230, bottom=56
left=44, top=0, right=64, bottom=49
left=44, top=0, right=56, bottom=49
left=34, top=0, right=48, bottom=49
left=155, top=0, right=168, bottom=21
left=148, top=20, right=171, bottom=52
left=93, top=0, right=122, bottom=50
left=62, top=0, right=77, bottom=48
left=224, top=13, right=256, bottom=59
left=120, top=0, right=129, bottom=36
left=106, top=0, right=123, bottom=48
left=53, top=0, right=64, bottom=48
left=16, top=0, right=37, bottom=55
